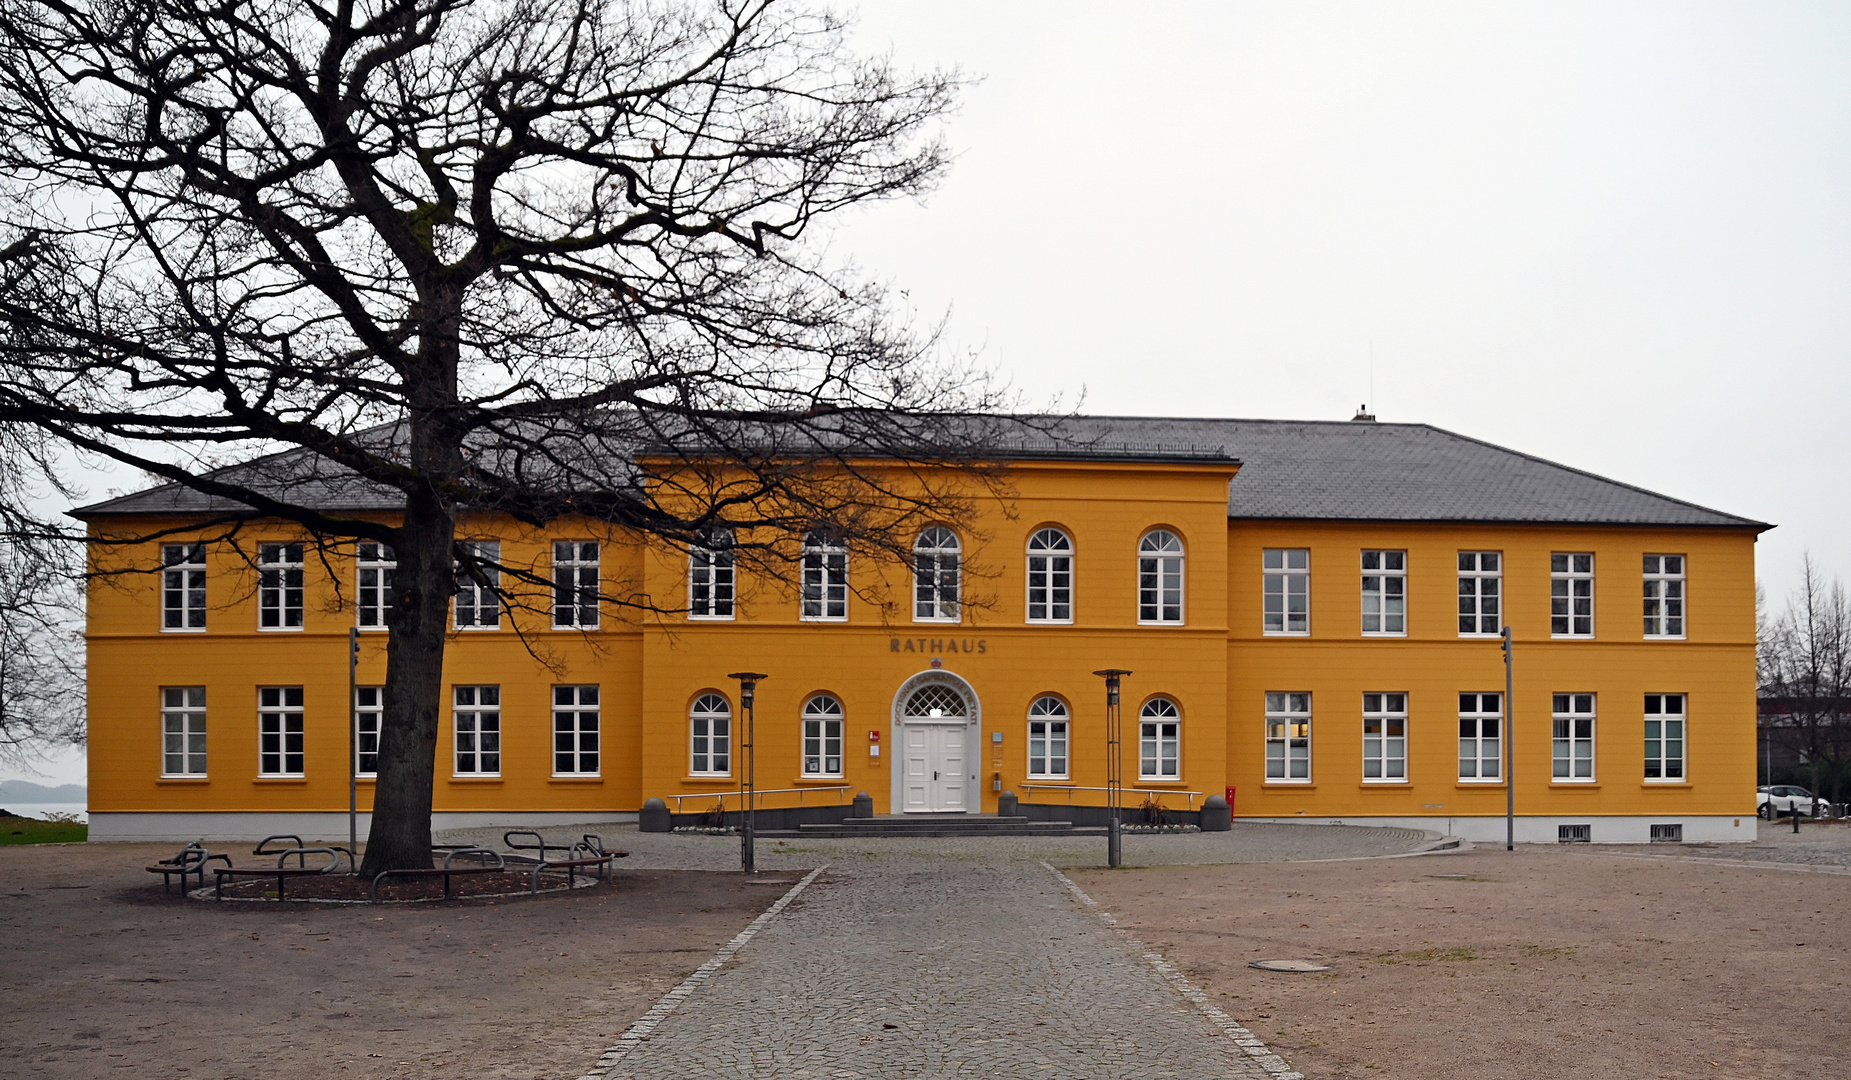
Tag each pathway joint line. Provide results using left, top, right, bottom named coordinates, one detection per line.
left=574, top=865, right=827, bottom=1080
left=1042, top=861, right=1306, bottom=1080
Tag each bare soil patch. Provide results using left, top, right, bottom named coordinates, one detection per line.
left=1073, top=846, right=1850, bottom=1079
left=1, top=842, right=778, bottom=1079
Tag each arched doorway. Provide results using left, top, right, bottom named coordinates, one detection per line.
left=890, top=671, right=981, bottom=813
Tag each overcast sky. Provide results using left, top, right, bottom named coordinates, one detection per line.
left=10, top=3, right=1846, bottom=790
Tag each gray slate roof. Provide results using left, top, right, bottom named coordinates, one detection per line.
left=71, top=415, right=1767, bottom=529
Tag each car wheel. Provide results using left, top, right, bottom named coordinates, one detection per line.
left=1759, top=802, right=1774, bottom=820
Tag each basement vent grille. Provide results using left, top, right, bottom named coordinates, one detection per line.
left=1649, top=823, right=1683, bottom=843
left=1558, top=823, right=1591, bottom=843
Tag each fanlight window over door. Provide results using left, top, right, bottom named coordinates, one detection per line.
left=903, top=684, right=967, bottom=719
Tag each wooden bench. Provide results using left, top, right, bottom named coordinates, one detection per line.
left=145, top=843, right=231, bottom=893
left=370, top=848, right=507, bottom=902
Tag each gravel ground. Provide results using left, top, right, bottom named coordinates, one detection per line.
left=1593, top=817, right=1851, bottom=869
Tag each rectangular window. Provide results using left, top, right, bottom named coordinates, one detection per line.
left=161, top=686, right=207, bottom=776
left=1551, top=553, right=1594, bottom=637
left=553, top=541, right=600, bottom=629
left=258, top=686, right=305, bottom=777
left=258, top=542, right=304, bottom=630
left=1643, top=555, right=1685, bottom=638
left=1458, top=693, right=1502, bottom=782
left=553, top=685, right=600, bottom=776
left=1457, top=551, right=1502, bottom=636
left=1262, top=549, right=1309, bottom=635
left=355, top=686, right=381, bottom=777
left=802, top=714, right=844, bottom=777
left=1139, top=718, right=1180, bottom=779
left=1360, top=551, right=1406, bottom=635
left=357, top=542, right=395, bottom=630
left=1264, top=692, right=1311, bottom=782
left=454, top=685, right=501, bottom=775
left=690, top=547, right=736, bottom=620
left=1552, top=693, right=1595, bottom=781
left=453, top=541, right=501, bottom=629
left=1028, top=720, right=1069, bottom=779
left=802, top=535, right=848, bottom=621
left=1362, top=692, right=1407, bottom=781
left=161, top=544, right=207, bottom=631
left=1644, top=693, right=1685, bottom=781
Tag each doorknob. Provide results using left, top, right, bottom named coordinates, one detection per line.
left=934, top=771, right=939, bottom=780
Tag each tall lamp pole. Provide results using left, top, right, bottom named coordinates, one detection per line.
left=728, top=672, right=768, bottom=874
left=1500, top=626, right=1514, bottom=851
left=1094, top=669, right=1132, bottom=869
left=348, top=627, right=360, bottom=864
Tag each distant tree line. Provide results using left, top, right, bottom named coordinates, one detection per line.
left=1758, top=555, right=1851, bottom=807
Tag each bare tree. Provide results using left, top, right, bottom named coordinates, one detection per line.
left=1758, top=555, right=1851, bottom=808
left=0, top=0, right=1009, bottom=871
left=0, top=423, right=85, bottom=764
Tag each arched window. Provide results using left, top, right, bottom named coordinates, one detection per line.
left=801, top=530, right=848, bottom=621
left=1027, top=695, right=1069, bottom=778
left=1139, top=697, right=1181, bottom=780
left=689, top=529, right=735, bottom=620
left=913, top=526, right=960, bottom=622
left=1138, top=530, right=1184, bottom=625
left=1026, top=528, right=1073, bottom=623
left=690, top=693, right=731, bottom=775
left=801, top=694, right=845, bottom=777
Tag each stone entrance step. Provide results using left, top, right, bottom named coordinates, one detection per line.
left=760, top=813, right=1083, bottom=839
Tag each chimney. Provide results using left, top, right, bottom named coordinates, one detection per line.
left=1351, top=405, right=1376, bottom=422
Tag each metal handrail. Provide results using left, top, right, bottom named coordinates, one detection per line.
left=667, top=785, right=851, bottom=812
left=1018, top=784, right=1204, bottom=809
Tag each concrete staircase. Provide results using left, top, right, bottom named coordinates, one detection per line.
left=761, top=813, right=1085, bottom=839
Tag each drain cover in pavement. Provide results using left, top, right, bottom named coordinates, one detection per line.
left=1249, top=959, right=1331, bottom=973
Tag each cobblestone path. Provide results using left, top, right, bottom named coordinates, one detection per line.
left=605, top=860, right=1280, bottom=1080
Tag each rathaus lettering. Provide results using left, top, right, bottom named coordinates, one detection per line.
left=891, top=638, right=988, bottom=654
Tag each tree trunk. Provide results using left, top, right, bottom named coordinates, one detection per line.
left=360, top=494, right=455, bottom=874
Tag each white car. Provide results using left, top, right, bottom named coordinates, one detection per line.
left=1757, top=785, right=1832, bottom=819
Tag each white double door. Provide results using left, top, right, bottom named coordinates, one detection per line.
left=901, top=722, right=969, bottom=813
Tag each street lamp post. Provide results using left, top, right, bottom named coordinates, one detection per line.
left=1500, top=626, right=1514, bottom=851
left=1093, top=669, right=1132, bottom=869
left=728, top=672, right=768, bottom=874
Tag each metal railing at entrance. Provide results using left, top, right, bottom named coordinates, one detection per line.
left=1018, top=784, right=1205, bottom=810
left=666, top=785, right=852, bottom=813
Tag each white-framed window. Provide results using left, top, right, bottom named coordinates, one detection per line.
left=1644, top=693, right=1685, bottom=781
left=690, top=693, right=732, bottom=775
left=1551, top=553, right=1594, bottom=637
left=553, top=685, right=600, bottom=776
left=801, top=530, right=848, bottom=621
left=1026, top=528, right=1073, bottom=624
left=1027, top=695, right=1069, bottom=778
left=913, top=526, right=961, bottom=622
left=454, top=685, right=501, bottom=775
left=1362, top=692, right=1407, bottom=781
left=1643, top=555, right=1685, bottom=639
left=1458, top=693, right=1502, bottom=782
left=161, top=543, right=207, bottom=631
left=801, top=694, right=844, bottom=777
left=1552, top=693, right=1595, bottom=781
left=1138, top=530, right=1185, bottom=624
left=453, top=541, right=501, bottom=630
left=1360, top=550, right=1406, bottom=636
left=1139, top=697, right=1181, bottom=780
left=161, top=686, right=207, bottom=776
left=1457, top=552, right=1502, bottom=636
left=1265, top=691, right=1311, bottom=782
left=258, top=686, right=305, bottom=777
left=689, top=531, right=736, bottom=620
left=258, top=542, right=304, bottom=630
left=553, top=541, right=600, bottom=629
left=355, top=686, right=381, bottom=777
left=356, top=542, right=395, bottom=630
left=1263, top=549, right=1309, bottom=635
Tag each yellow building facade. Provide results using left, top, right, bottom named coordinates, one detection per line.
left=80, top=418, right=1767, bottom=843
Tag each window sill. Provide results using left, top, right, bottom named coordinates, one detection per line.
left=1136, top=778, right=1187, bottom=785
left=257, top=627, right=305, bottom=633
left=791, top=776, right=848, bottom=785
left=1360, top=781, right=1410, bottom=788
left=253, top=777, right=308, bottom=784
left=799, top=617, right=850, bottom=624
left=683, top=776, right=737, bottom=785
left=1024, top=620, right=1075, bottom=627
left=1261, top=782, right=1315, bottom=789
left=550, top=626, right=603, bottom=633
left=687, top=616, right=735, bottom=623
left=549, top=776, right=604, bottom=783
left=911, top=618, right=961, bottom=626
left=1360, top=633, right=1408, bottom=639
left=1455, top=781, right=1506, bottom=789
left=452, top=626, right=502, bottom=632
left=1549, top=782, right=1599, bottom=789
left=449, top=776, right=504, bottom=783
left=160, top=627, right=208, bottom=634
left=1262, top=631, right=1310, bottom=638
left=1458, top=633, right=1503, bottom=639
left=1136, top=621, right=1188, bottom=628
left=1642, top=781, right=1692, bottom=788
left=1023, top=778, right=1073, bottom=785
left=157, top=776, right=211, bottom=783
left=1642, top=636, right=1687, bottom=642
left=1550, top=635, right=1596, bottom=641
